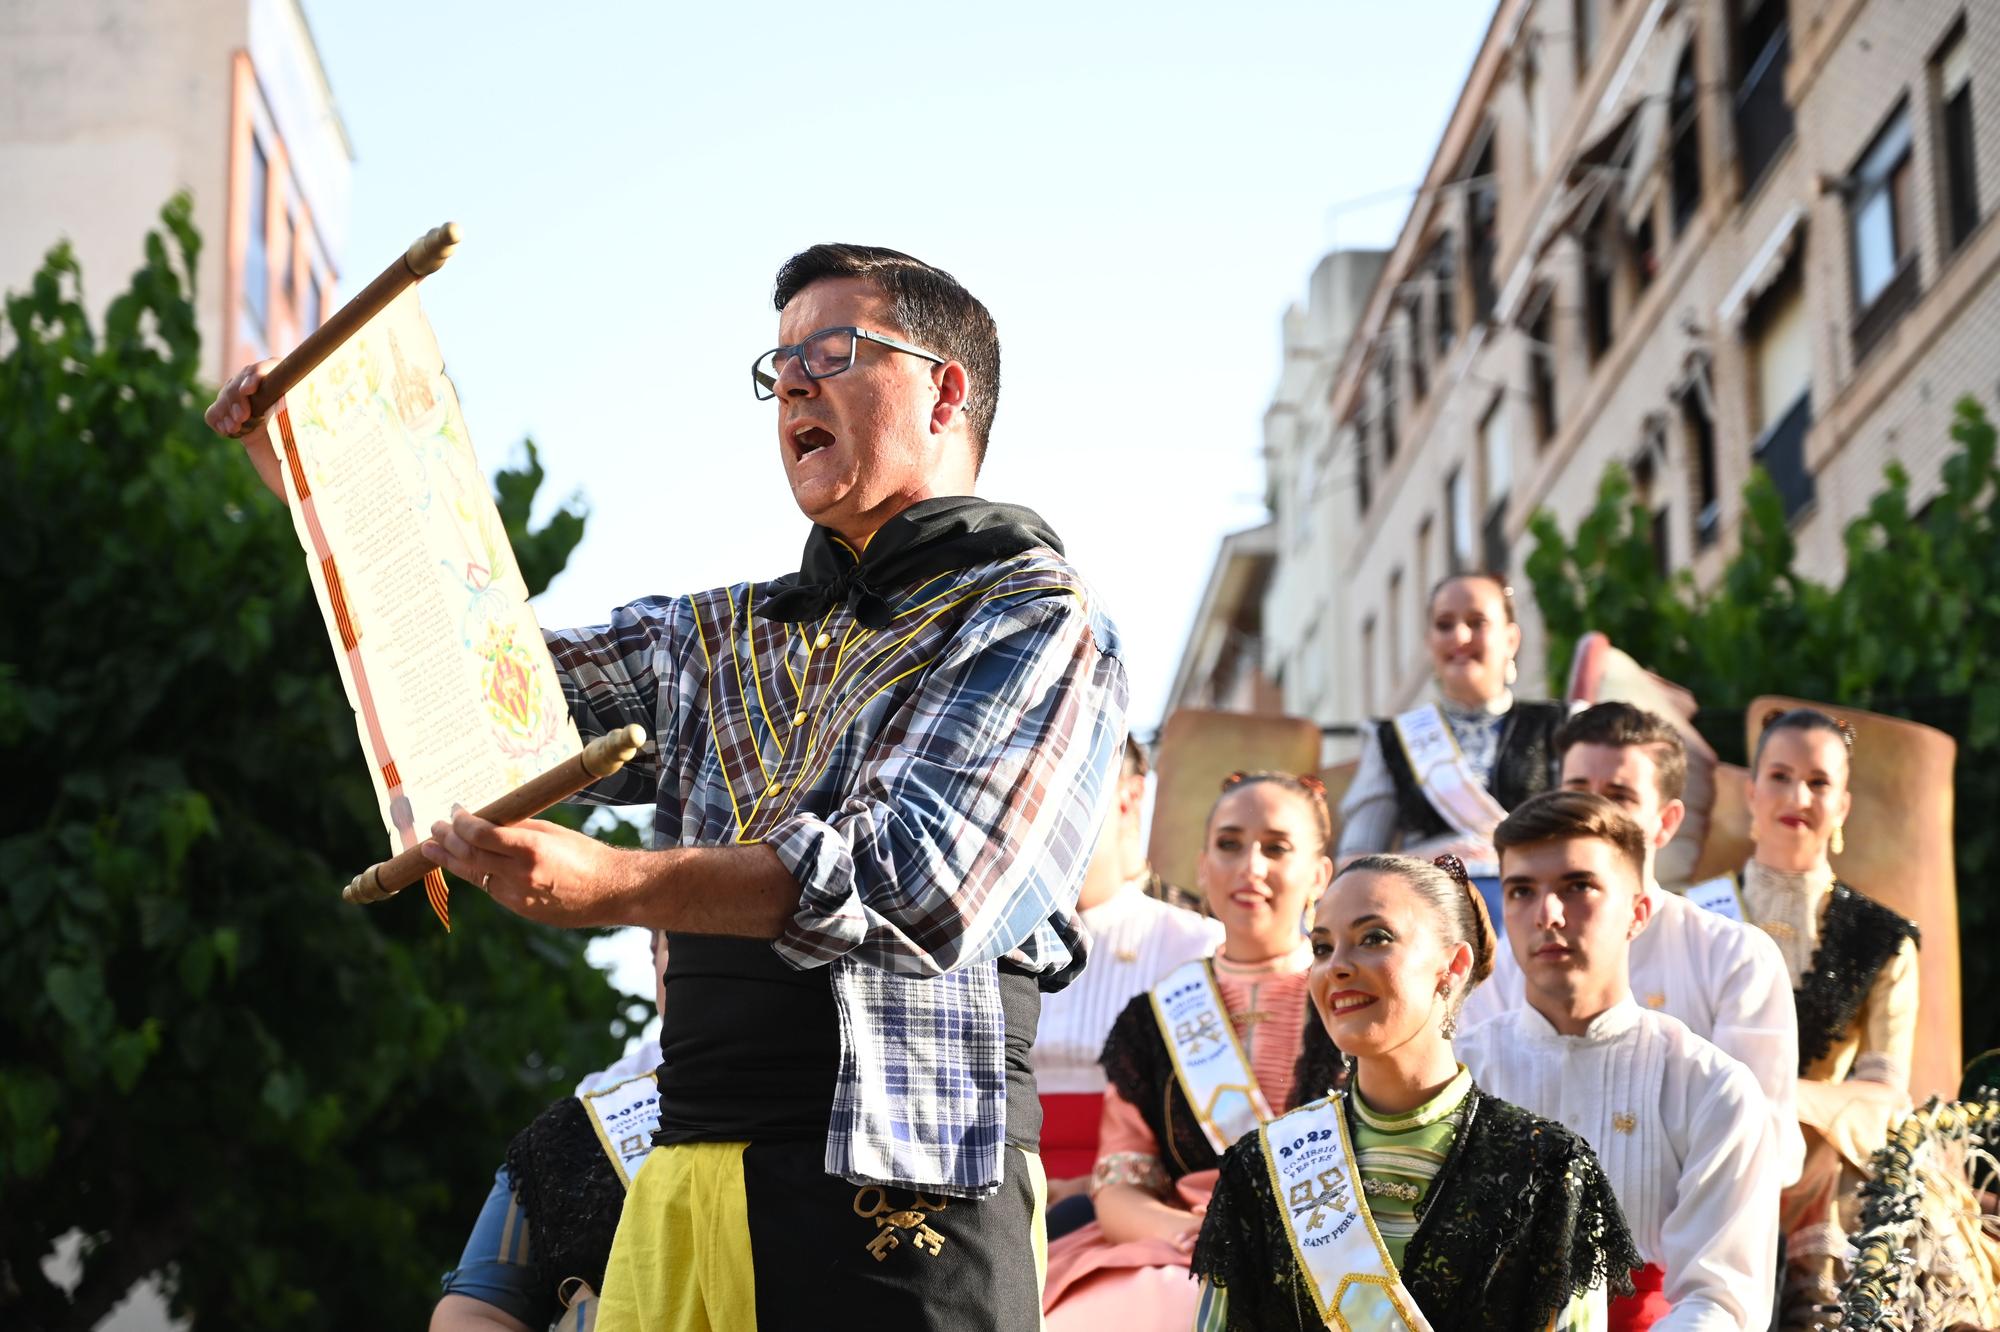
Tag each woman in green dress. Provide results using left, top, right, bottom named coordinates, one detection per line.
left=1192, top=854, right=1640, bottom=1330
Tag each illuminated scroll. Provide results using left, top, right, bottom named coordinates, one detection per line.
left=261, top=227, right=590, bottom=928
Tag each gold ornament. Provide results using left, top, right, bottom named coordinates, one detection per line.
left=1831, top=825, right=1845, bottom=857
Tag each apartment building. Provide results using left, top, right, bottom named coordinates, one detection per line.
left=1174, top=0, right=2000, bottom=744
left=1, top=0, right=352, bottom=383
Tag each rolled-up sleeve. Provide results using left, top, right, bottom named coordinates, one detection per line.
left=765, top=589, right=1128, bottom=977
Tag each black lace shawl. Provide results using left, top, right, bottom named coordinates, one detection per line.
left=1191, top=1088, right=1641, bottom=1331
left=1794, top=882, right=1921, bottom=1072
left=503, top=1092, right=627, bottom=1309
left=1377, top=700, right=1568, bottom=844
left=1098, top=980, right=1348, bottom=1182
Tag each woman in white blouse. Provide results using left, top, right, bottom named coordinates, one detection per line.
left=1741, top=708, right=1919, bottom=1327
left=1337, top=573, right=1569, bottom=926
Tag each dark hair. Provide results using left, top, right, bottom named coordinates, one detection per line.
left=1493, top=790, right=1649, bottom=883
left=1751, top=707, right=1857, bottom=775
left=1427, top=571, right=1517, bottom=624
left=1555, top=702, right=1689, bottom=802
left=772, top=243, right=1001, bottom=469
left=1211, top=770, right=1333, bottom=851
left=1334, top=853, right=1497, bottom=996
left=1121, top=735, right=1151, bottom=780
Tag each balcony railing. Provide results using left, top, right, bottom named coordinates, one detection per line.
left=1736, top=22, right=1795, bottom=196
left=1752, top=391, right=1815, bottom=522
left=1481, top=503, right=1509, bottom=575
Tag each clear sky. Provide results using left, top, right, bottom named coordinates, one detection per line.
left=296, top=0, right=1499, bottom=1001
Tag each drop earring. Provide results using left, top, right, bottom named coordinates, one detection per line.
left=1437, top=978, right=1458, bottom=1040
left=1831, top=825, right=1845, bottom=857
left=1504, top=658, right=1519, bottom=686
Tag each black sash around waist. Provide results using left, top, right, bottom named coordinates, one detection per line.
left=653, top=934, right=1043, bottom=1152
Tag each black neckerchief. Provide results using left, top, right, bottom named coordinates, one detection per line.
left=756, top=496, right=1062, bottom=628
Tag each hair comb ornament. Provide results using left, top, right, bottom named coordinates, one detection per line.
left=1297, top=774, right=1327, bottom=798
left=1220, top=770, right=1248, bottom=791
left=1833, top=718, right=1858, bottom=750
left=1760, top=707, right=1788, bottom=732
left=1432, top=853, right=1472, bottom=889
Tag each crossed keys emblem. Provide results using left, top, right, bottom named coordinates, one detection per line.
left=1287, top=1165, right=1353, bottom=1231
left=1174, top=1012, right=1225, bottom=1057
left=853, top=1185, right=949, bottom=1262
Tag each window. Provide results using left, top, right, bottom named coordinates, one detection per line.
left=1524, top=46, right=1549, bottom=179
left=1446, top=466, right=1476, bottom=575
left=1527, top=294, right=1559, bottom=445
left=244, top=138, right=270, bottom=332
left=1464, top=137, right=1500, bottom=324
left=1481, top=397, right=1512, bottom=509
left=1355, top=421, right=1374, bottom=515
left=1407, top=303, right=1430, bottom=400
left=1362, top=616, right=1378, bottom=713
left=305, top=272, right=322, bottom=332
left=1574, top=0, right=1600, bottom=76
left=1388, top=568, right=1405, bottom=675
left=1747, top=264, right=1815, bottom=520
left=1480, top=399, right=1512, bottom=571
left=1849, top=103, right=1919, bottom=356
left=1680, top=379, right=1722, bottom=549
left=1851, top=105, right=1915, bottom=307
left=1650, top=506, right=1674, bottom=579
left=280, top=214, right=296, bottom=307
left=1432, top=235, right=1460, bottom=359
left=1670, top=46, right=1704, bottom=233
left=1935, top=23, right=1981, bottom=254
left=1378, top=355, right=1399, bottom=461
left=1582, top=211, right=1616, bottom=362
left=1734, top=0, right=1794, bottom=196
left=1630, top=215, right=1659, bottom=292
left=1416, top=515, right=1435, bottom=619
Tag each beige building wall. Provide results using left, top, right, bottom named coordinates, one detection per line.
left=0, top=0, right=352, bottom=384
left=1201, top=0, right=2000, bottom=733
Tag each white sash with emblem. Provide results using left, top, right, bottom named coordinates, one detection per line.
left=1262, top=1095, right=1436, bottom=1332
left=579, top=1071, right=661, bottom=1188
left=1151, top=959, right=1274, bottom=1153
left=1390, top=704, right=1509, bottom=855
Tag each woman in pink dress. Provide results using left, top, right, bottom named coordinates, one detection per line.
left=1041, top=772, right=1344, bottom=1328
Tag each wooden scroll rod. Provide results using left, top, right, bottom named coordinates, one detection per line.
left=242, top=220, right=463, bottom=433
left=344, top=724, right=649, bottom=906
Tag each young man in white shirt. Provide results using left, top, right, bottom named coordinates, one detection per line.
left=1033, top=738, right=1221, bottom=1213
left=1455, top=791, right=1779, bottom=1331
left=1460, top=701, right=1804, bottom=1186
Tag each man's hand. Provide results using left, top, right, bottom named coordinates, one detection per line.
left=421, top=806, right=635, bottom=929
left=422, top=806, right=803, bottom=937
left=203, top=358, right=289, bottom=502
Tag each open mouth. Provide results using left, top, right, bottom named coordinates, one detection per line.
left=1228, top=889, right=1269, bottom=909
left=1778, top=815, right=1808, bottom=828
left=1327, top=993, right=1377, bottom=1015
left=791, top=423, right=836, bottom=459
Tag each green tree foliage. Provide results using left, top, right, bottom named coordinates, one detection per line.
left=0, top=197, right=644, bottom=1327
left=1525, top=401, right=2000, bottom=1053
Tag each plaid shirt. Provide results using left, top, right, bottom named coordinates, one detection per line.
left=546, top=547, right=1128, bottom=1198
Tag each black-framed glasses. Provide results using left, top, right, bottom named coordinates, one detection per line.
left=751, top=326, right=946, bottom=400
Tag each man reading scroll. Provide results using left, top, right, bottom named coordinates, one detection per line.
left=209, top=243, right=1128, bottom=1330
left=217, top=280, right=580, bottom=929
